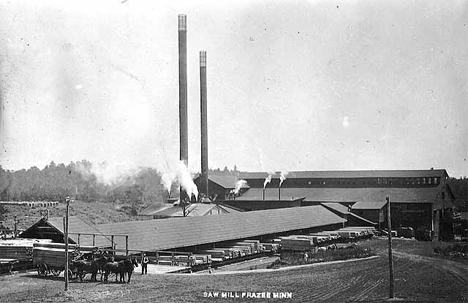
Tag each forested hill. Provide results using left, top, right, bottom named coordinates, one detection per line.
left=448, top=177, right=468, bottom=211
left=0, top=160, right=171, bottom=204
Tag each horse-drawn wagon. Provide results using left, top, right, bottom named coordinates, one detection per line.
left=32, top=242, right=97, bottom=280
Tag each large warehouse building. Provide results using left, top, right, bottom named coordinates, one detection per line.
left=196, top=169, right=455, bottom=240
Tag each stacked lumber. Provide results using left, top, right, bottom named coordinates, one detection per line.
left=198, top=249, right=226, bottom=261
left=211, top=248, right=235, bottom=259
left=280, top=236, right=315, bottom=251
left=232, top=242, right=255, bottom=254
left=260, top=243, right=280, bottom=253
left=0, top=245, right=33, bottom=261
left=192, top=254, right=211, bottom=265
left=173, top=255, right=195, bottom=266
left=226, top=245, right=249, bottom=256
left=241, top=240, right=261, bottom=253
left=157, top=255, right=173, bottom=266
left=0, top=239, right=51, bottom=261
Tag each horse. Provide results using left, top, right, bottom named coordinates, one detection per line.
left=120, top=258, right=138, bottom=283
left=103, top=258, right=138, bottom=283
left=72, top=255, right=107, bottom=282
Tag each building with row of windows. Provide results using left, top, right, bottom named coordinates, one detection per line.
left=194, top=169, right=456, bottom=241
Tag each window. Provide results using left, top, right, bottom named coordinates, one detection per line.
left=428, top=178, right=432, bottom=184
left=422, top=178, right=426, bottom=184
left=308, top=181, right=312, bottom=185
left=377, top=178, right=381, bottom=185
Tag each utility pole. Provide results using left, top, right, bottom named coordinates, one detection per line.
left=386, top=196, right=394, bottom=298
left=13, top=215, right=17, bottom=239
left=64, top=196, right=70, bottom=291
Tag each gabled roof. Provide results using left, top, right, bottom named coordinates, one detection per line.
left=139, top=203, right=175, bottom=216
left=19, top=216, right=110, bottom=247
left=236, top=187, right=443, bottom=204
left=95, top=205, right=346, bottom=252
left=47, top=216, right=110, bottom=246
left=352, top=201, right=388, bottom=210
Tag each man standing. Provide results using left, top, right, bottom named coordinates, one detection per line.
left=141, top=253, right=149, bottom=275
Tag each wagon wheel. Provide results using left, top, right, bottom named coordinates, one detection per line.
left=37, top=263, right=48, bottom=277
left=51, top=268, right=62, bottom=277
left=68, top=269, right=75, bottom=280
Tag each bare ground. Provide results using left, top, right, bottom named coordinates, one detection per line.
left=0, top=238, right=467, bottom=302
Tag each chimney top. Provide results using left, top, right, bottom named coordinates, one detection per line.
left=178, top=15, right=187, bottom=31
left=200, top=51, right=206, bottom=67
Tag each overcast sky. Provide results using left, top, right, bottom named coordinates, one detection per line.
left=1, top=0, right=467, bottom=179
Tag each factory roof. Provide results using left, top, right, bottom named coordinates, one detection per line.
left=321, top=203, right=350, bottom=214
left=321, top=203, right=377, bottom=225
left=95, top=205, right=346, bottom=252
left=194, top=174, right=250, bottom=189
left=236, top=187, right=447, bottom=206
left=239, top=169, right=448, bottom=179
left=352, top=201, right=388, bottom=210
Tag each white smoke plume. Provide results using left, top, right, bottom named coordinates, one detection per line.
left=154, top=145, right=198, bottom=200
left=279, top=171, right=289, bottom=187
left=263, top=172, right=275, bottom=189
left=76, top=161, right=140, bottom=187
left=175, top=161, right=199, bottom=201
left=232, top=179, right=247, bottom=195
left=161, top=172, right=175, bottom=195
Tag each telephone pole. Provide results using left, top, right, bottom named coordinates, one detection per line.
left=386, top=196, right=394, bottom=298
left=64, top=196, right=70, bottom=291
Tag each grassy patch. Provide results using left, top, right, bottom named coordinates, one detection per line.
left=434, top=243, right=468, bottom=259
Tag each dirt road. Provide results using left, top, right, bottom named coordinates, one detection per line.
left=0, top=239, right=466, bottom=302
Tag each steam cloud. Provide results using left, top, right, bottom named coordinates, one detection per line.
left=155, top=156, right=199, bottom=201
left=263, top=172, right=275, bottom=189
left=279, top=171, right=289, bottom=187
left=175, top=161, right=199, bottom=201
left=231, top=179, right=248, bottom=195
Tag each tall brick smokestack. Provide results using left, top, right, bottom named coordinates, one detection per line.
left=178, top=15, right=189, bottom=206
left=200, top=51, right=209, bottom=199
left=178, top=15, right=188, bottom=166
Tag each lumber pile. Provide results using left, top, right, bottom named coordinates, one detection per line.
left=280, top=236, right=315, bottom=251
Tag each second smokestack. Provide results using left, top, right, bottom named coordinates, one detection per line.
left=200, top=51, right=209, bottom=199
left=178, top=15, right=188, bottom=166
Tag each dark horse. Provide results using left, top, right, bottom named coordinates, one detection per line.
left=103, top=258, right=138, bottom=283
left=72, top=255, right=108, bottom=282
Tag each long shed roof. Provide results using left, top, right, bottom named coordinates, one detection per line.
left=239, top=169, right=448, bottom=179
left=236, top=187, right=443, bottom=204
left=95, top=205, right=345, bottom=252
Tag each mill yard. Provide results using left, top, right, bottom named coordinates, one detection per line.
left=0, top=238, right=466, bottom=303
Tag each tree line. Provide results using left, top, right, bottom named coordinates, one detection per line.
left=0, top=160, right=169, bottom=204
